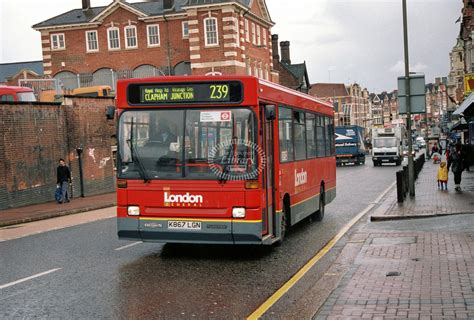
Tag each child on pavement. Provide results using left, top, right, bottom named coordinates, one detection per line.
left=437, top=161, right=448, bottom=191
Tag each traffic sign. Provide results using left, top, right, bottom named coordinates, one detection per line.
left=398, top=74, right=426, bottom=114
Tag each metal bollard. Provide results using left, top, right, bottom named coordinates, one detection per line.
left=396, top=170, right=404, bottom=203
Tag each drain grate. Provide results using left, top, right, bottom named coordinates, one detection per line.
left=386, top=271, right=401, bottom=277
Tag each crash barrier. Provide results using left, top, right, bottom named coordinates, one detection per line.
left=396, top=154, right=425, bottom=203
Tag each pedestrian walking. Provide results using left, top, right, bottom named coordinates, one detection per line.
left=431, top=143, right=439, bottom=158
left=447, top=143, right=464, bottom=191
left=437, top=161, right=448, bottom=191
left=56, top=158, right=71, bottom=203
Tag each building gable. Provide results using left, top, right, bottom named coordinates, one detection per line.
left=247, top=0, right=272, bottom=25
left=91, top=0, right=148, bottom=23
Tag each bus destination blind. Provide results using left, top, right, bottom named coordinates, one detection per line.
left=128, top=82, right=242, bottom=105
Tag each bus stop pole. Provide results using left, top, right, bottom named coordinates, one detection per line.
left=403, top=0, right=415, bottom=197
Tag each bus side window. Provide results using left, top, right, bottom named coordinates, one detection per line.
left=293, top=110, right=307, bottom=161
left=278, top=106, right=294, bottom=162
left=324, top=116, right=331, bottom=157
left=315, top=115, right=325, bottom=157
left=305, top=113, right=316, bottom=158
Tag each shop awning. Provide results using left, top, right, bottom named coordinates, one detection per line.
left=454, top=92, right=474, bottom=116
left=450, top=120, right=469, bottom=131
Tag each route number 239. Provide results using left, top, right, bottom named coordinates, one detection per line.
left=210, top=85, right=229, bottom=100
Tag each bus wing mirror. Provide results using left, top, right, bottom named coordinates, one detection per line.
left=265, top=105, right=276, bottom=120
left=106, top=106, right=116, bottom=120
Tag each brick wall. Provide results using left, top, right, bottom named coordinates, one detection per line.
left=0, top=97, right=116, bottom=210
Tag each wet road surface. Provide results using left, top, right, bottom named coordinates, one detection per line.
left=0, top=162, right=399, bottom=319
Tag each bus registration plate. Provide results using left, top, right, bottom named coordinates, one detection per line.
left=168, top=221, right=202, bottom=230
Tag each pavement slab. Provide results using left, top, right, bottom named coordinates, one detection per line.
left=371, top=161, right=474, bottom=221
left=315, top=159, right=474, bottom=319
left=315, top=231, right=474, bottom=320
left=0, top=192, right=116, bottom=227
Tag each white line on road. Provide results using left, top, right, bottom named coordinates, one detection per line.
left=0, top=268, right=62, bottom=290
left=114, top=241, right=142, bottom=251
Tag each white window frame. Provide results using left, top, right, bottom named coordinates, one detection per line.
left=204, top=17, right=219, bottom=47
left=245, top=19, right=249, bottom=42
left=85, top=30, right=99, bottom=52
left=107, top=27, right=121, bottom=50
left=256, top=25, right=261, bottom=46
left=147, top=24, right=160, bottom=47
left=124, top=25, right=138, bottom=49
left=251, top=23, right=256, bottom=45
left=182, top=21, right=189, bottom=39
left=51, top=33, right=65, bottom=50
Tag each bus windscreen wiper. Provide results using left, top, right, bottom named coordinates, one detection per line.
left=129, top=118, right=150, bottom=182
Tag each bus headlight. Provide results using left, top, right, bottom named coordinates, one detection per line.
left=232, top=207, right=246, bottom=218
left=128, top=206, right=140, bottom=216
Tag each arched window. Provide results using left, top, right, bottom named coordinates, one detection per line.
left=107, top=27, right=120, bottom=50
left=124, top=25, right=138, bottom=49
left=55, top=71, right=77, bottom=90
left=204, top=17, right=218, bottom=46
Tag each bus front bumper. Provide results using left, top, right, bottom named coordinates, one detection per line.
left=117, top=217, right=262, bottom=245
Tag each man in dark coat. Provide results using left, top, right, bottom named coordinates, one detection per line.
left=56, top=158, right=71, bottom=203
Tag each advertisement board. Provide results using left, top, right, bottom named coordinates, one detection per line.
left=464, top=74, right=474, bottom=96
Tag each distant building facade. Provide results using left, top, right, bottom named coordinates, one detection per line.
left=0, top=61, right=44, bottom=86
left=368, top=91, right=399, bottom=128
left=310, top=83, right=369, bottom=130
left=33, top=0, right=278, bottom=89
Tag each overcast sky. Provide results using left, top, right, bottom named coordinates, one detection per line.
left=0, top=0, right=463, bottom=93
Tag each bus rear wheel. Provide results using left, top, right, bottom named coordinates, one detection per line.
left=314, top=187, right=325, bottom=222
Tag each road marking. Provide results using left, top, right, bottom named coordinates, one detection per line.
left=247, top=181, right=396, bottom=319
left=114, top=241, right=142, bottom=251
left=0, top=268, right=62, bottom=290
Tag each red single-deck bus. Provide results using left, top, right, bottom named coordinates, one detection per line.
left=115, top=76, right=336, bottom=245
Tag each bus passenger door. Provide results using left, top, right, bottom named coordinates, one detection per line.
left=262, top=105, right=276, bottom=238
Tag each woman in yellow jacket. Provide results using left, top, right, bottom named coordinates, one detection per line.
left=437, top=161, right=448, bottom=190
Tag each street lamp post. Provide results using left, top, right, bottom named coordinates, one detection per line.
left=402, top=0, right=415, bottom=197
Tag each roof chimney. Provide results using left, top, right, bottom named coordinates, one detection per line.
left=82, top=0, right=91, bottom=10
left=271, top=34, right=279, bottom=61
left=280, top=41, right=291, bottom=64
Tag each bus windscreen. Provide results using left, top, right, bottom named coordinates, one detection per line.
left=127, top=81, right=243, bottom=105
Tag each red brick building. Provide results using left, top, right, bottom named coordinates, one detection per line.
left=33, top=0, right=278, bottom=89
